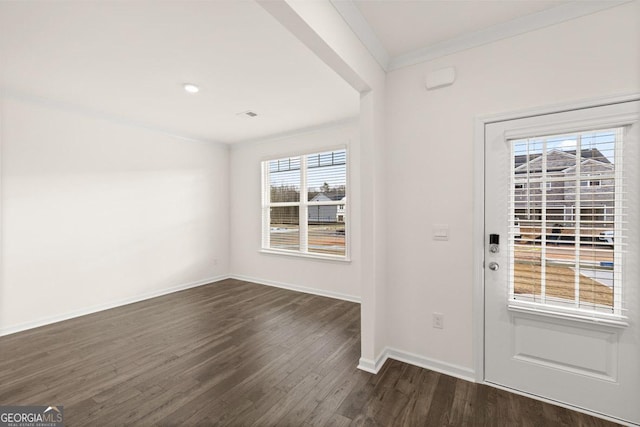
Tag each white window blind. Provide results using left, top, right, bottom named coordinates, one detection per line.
left=509, top=128, right=626, bottom=318
left=262, top=149, right=347, bottom=258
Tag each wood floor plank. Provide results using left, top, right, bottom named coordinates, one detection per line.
left=0, top=279, right=621, bottom=426
left=447, top=378, right=476, bottom=426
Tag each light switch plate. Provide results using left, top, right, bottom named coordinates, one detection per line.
left=433, top=224, right=449, bottom=241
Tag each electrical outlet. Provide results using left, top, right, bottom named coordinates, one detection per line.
left=433, top=313, right=444, bottom=329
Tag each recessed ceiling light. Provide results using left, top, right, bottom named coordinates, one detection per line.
left=183, top=83, right=200, bottom=94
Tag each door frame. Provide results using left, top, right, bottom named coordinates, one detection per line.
left=472, top=92, right=640, bottom=408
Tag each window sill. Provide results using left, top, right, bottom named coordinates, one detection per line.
left=259, top=249, right=351, bottom=263
left=508, top=301, right=628, bottom=328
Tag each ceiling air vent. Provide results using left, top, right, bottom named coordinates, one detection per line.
left=236, top=110, right=258, bottom=118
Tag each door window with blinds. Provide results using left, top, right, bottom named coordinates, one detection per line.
left=262, top=149, right=347, bottom=258
left=509, top=128, right=624, bottom=317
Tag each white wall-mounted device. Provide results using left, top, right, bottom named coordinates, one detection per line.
left=425, top=67, right=456, bottom=90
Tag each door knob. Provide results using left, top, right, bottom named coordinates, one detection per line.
left=488, top=262, right=499, bottom=271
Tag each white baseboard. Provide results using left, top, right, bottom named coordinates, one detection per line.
left=1, top=274, right=358, bottom=337
left=229, top=274, right=361, bottom=304
left=358, top=346, right=476, bottom=383
left=0, top=275, right=230, bottom=337
left=357, top=358, right=376, bottom=373
left=358, top=353, right=388, bottom=374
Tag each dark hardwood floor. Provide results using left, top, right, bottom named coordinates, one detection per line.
left=0, top=279, right=619, bottom=426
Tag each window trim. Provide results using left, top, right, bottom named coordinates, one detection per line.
left=259, top=248, right=352, bottom=263
left=507, top=300, right=628, bottom=328
left=261, top=146, right=350, bottom=262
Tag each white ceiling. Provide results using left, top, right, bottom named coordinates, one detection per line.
left=0, top=1, right=360, bottom=144
left=332, top=0, right=628, bottom=71
left=2, top=1, right=626, bottom=144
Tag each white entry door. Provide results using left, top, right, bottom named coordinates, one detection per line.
left=484, top=100, right=640, bottom=424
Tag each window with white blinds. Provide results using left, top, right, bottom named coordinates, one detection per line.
left=509, top=128, right=625, bottom=317
left=262, top=149, right=347, bottom=258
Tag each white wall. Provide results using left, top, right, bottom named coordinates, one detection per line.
left=0, top=96, right=229, bottom=334
left=229, top=121, right=361, bottom=301
left=384, top=3, right=640, bottom=371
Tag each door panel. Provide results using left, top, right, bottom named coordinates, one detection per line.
left=484, top=101, right=639, bottom=424
left=512, top=316, right=618, bottom=381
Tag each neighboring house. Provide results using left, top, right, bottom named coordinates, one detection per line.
left=513, top=148, right=614, bottom=228
left=336, top=197, right=346, bottom=222
left=308, top=193, right=344, bottom=223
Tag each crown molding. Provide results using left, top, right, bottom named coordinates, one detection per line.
left=331, top=0, right=631, bottom=73
left=389, top=0, right=630, bottom=71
